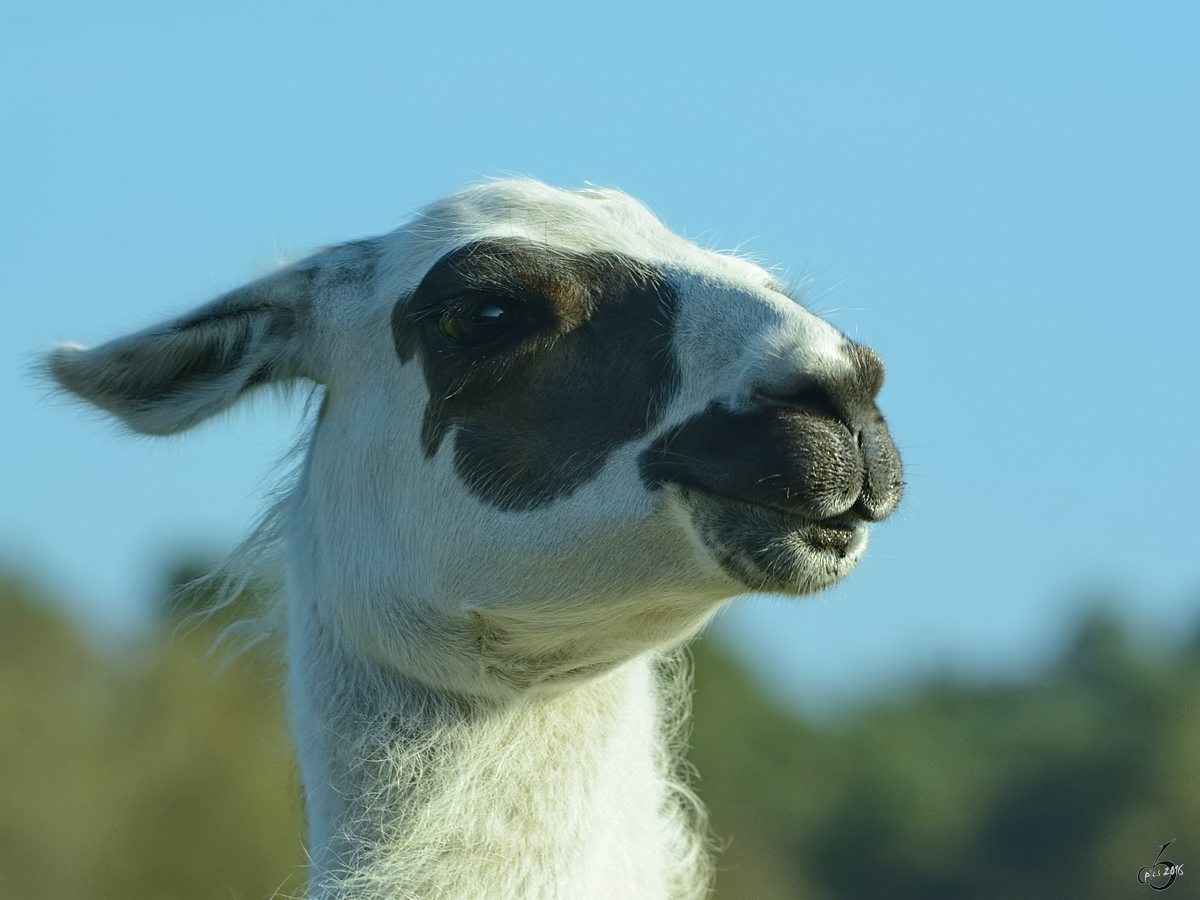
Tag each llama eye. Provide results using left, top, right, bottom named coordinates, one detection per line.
left=438, top=301, right=518, bottom=346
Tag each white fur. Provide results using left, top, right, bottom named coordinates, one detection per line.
left=50, top=180, right=884, bottom=899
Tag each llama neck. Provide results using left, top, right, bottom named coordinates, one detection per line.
left=289, top=609, right=708, bottom=900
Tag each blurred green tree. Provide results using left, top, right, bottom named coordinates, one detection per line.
left=0, top=572, right=305, bottom=900
left=688, top=604, right=1200, bottom=900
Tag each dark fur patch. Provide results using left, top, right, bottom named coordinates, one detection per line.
left=640, top=404, right=866, bottom=520
left=640, top=352, right=903, bottom=524
left=391, top=239, right=680, bottom=510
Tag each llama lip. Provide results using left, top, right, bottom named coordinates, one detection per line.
left=681, top=485, right=864, bottom=548
left=802, top=518, right=861, bottom=556
left=675, top=487, right=869, bottom=594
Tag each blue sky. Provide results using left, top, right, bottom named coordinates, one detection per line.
left=3, top=1, right=1197, bottom=713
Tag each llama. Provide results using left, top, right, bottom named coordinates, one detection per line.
left=49, top=180, right=903, bottom=899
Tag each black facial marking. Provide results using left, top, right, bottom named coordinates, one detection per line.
left=391, top=238, right=680, bottom=510
left=639, top=398, right=903, bottom=523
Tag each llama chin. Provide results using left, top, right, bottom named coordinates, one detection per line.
left=50, top=179, right=903, bottom=900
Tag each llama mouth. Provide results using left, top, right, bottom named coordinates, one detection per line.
left=677, top=487, right=868, bottom=595
left=802, top=518, right=862, bottom=555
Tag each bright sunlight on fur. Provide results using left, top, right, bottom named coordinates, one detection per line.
left=50, top=180, right=903, bottom=899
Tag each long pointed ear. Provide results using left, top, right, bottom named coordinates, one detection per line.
left=49, top=261, right=321, bottom=435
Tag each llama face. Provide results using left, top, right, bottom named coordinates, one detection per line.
left=49, top=181, right=902, bottom=695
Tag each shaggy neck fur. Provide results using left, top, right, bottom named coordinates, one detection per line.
left=290, top=594, right=708, bottom=900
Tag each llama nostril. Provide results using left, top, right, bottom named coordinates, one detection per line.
left=755, top=378, right=842, bottom=422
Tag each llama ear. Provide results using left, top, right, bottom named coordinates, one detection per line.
left=49, top=263, right=319, bottom=435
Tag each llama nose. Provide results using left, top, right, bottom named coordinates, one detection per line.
left=754, top=376, right=844, bottom=424
left=853, top=423, right=904, bottom=521
left=753, top=344, right=887, bottom=430
left=752, top=344, right=903, bottom=523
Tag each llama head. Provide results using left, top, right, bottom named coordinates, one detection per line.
left=50, top=180, right=902, bottom=698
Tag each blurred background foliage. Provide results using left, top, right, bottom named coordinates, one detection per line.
left=1, top=567, right=1197, bottom=900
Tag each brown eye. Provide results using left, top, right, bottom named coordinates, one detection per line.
left=438, top=300, right=518, bottom=346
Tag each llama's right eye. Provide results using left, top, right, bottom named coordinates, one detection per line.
left=438, top=300, right=518, bottom=346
